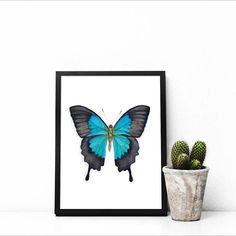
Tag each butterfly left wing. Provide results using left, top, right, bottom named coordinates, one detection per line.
left=70, top=105, right=108, bottom=180
left=113, top=105, right=150, bottom=182
left=70, top=105, right=108, bottom=138
left=80, top=136, right=107, bottom=180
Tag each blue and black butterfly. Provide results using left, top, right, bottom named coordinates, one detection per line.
left=69, top=105, right=150, bottom=182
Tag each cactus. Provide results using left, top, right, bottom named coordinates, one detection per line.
left=171, top=140, right=207, bottom=170
left=190, top=159, right=202, bottom=170
left=190, top=141, right=206, bottom=165
left=171, top=141, right=190, bottom=169
left=176, top=153, right=189, bottom=169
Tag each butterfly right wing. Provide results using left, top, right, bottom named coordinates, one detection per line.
left=70, top=105, right=108, bottom=180
left=113, top=136, right=139, bottom=182
left=112, top=105, right=150, bottom=182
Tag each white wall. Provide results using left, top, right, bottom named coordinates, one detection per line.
left=0, top=1, right=235, bottom=212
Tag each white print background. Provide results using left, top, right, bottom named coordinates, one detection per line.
left=60, top=76, right=162, bottom=209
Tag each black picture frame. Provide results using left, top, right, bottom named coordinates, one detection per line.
left=55, top=71, right=167, bottom=216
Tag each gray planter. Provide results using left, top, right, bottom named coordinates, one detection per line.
left=162, top=166, right=209, bottom=221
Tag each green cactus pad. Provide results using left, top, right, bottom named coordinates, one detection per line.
left=190, top=141, right=206, bottom=165
left=190, top=159, right=202, bottom=170
left=176, top=153, right=189, bottom=169
left=171, top=141, right=190, bottom=169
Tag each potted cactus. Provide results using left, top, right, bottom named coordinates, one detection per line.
left=163, top=141, right=209, bottom=221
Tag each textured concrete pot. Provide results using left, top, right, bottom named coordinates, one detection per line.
left=163, top=166, right=209, bottom=221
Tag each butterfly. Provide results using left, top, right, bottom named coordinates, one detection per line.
left=69, top=105, right=150, bottom=182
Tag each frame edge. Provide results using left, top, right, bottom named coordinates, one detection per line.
left=55, top=71, right=167, bottom=216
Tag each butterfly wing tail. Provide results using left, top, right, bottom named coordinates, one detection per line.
left=114, top=137, right=139, bottom=181
left=81, top=137, right=106, bottom=180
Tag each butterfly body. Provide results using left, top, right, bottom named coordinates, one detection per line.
left=108, top=124, right=114, bottom=152
left=70, top=105, right=150, bottom=182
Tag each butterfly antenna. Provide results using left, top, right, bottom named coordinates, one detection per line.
left=102, top=108, right=110, bottom=124
left=112, top=110, right=122, bottom=125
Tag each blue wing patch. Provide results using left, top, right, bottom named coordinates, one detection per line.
left=89, top=135, right=107, bottom=158
left=113, top=114, right=132, bottom=159
left=113, top=136, right=130, bottom=159
left=88, top=115, right=108, bottom=136
left=113, top=114, right=131, bottom=135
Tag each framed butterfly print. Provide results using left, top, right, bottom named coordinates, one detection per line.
left=55, top=71, right=167, bottom=216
